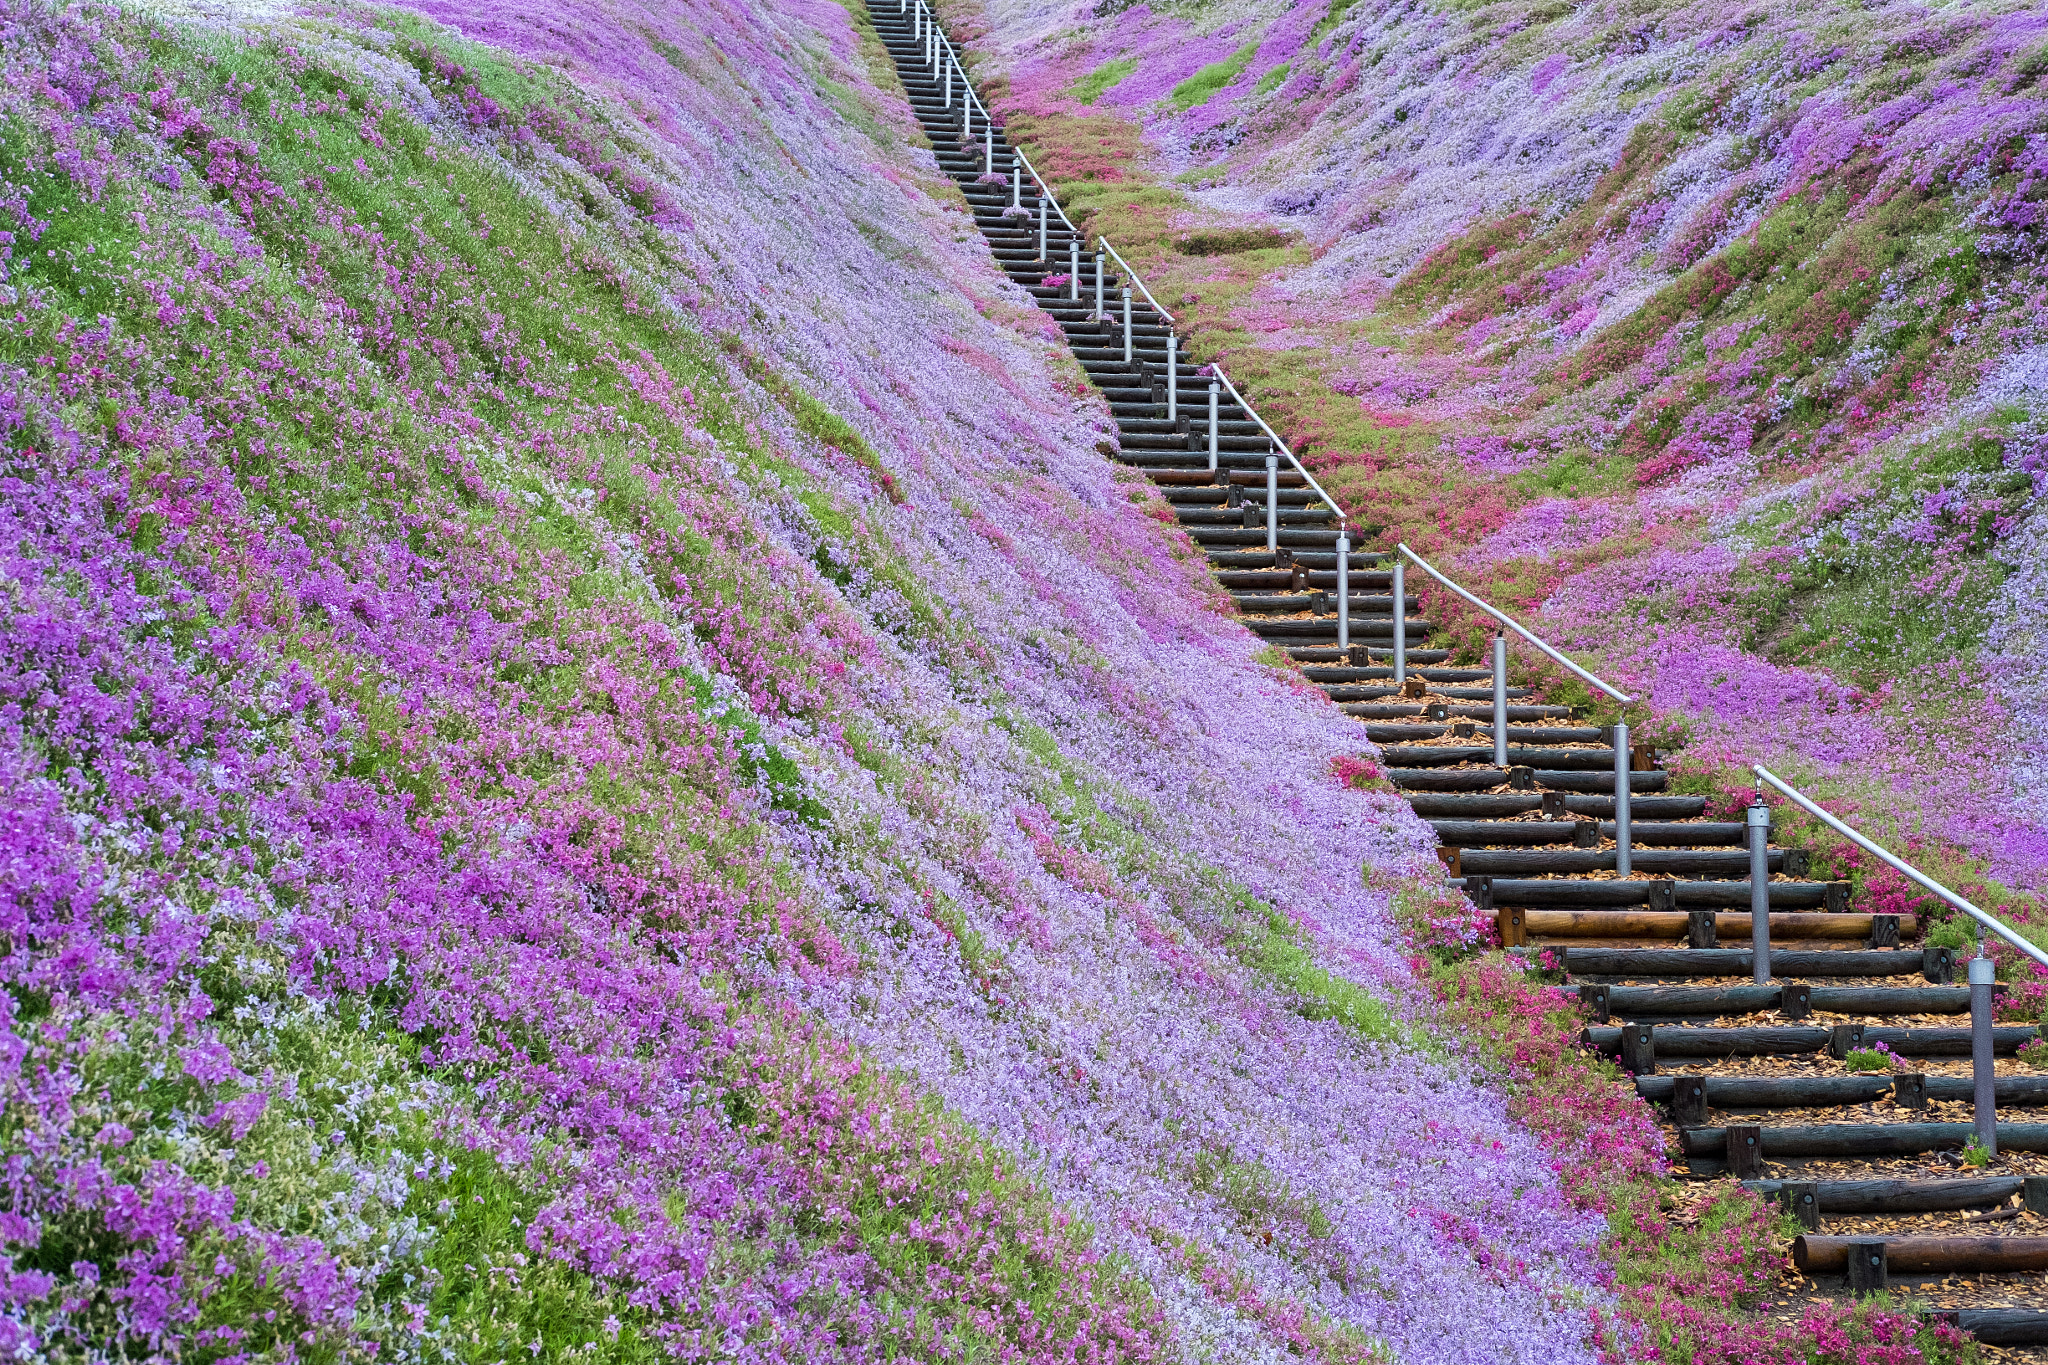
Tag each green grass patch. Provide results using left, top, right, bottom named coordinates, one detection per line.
left=1069, top=57, right=1136, bottom=104
left=1169, top=43, right=1259, bottom=111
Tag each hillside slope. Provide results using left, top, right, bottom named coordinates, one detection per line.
left=0, top=1, right=1627, bottom=1361
left=962, top=0, right=2048, bottom=896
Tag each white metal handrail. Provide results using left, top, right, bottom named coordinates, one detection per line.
left=1211, top=367, right=1345, bottom=526
left=907, top=0, right=1347, bottom=527
left=1099, top=239, right=1174, bottom=324
left=1394, top=544, right=1634, bottom=703
left=1753, top=765, right=2048, bottom=969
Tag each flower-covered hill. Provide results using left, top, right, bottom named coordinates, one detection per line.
left=0, top=0, right=1637, bottom=1361
left=962, top=0, right=2048, bottom=894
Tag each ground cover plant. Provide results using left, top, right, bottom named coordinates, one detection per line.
left=0, top=0, right=1669, bottom=1360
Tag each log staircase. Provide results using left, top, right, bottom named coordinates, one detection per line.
left=867, top=1, right=2048, bottom=1347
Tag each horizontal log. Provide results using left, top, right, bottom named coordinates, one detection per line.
left=1606, top=985, right=1972, bottom=1018
left=1388, top=769, right=1670, bottom=793
left=1931, top=1308, right=2048, bottom=1346
left=1640, top=1076, right=2048, bottom=1110
left=1745, top=1178, right=2024, bottom=1214
left=1797, top=1233, right=2048, bottom=1274
left=1639, top=1075, right=1897, bottom=1106
left=1407, top=795, right=1706, bottom=820
left=1685, top=1123, right=2048, bottom=1159
left=1564, top=948, right=1933, bottom=978
left=1464, top=849, right=1787, bottom=876
left=1834, top=1025, right=2039, bottom=1058
left=1529, top=771, right=1671, bottom=794
left=1528, top=911, right=1909, bottom=940
left=1492, top=880, right=1835, bottom=908
left=1607, top=986, right=1781, bottom=1016
left=1585, top=1026, right=1830, bottom=1057
left=1380, top=745, right=1616, bottom=771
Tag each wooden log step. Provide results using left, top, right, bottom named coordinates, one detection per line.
left=1584, top=1026, right=1831, bottom=1057
left=1388, top=769, right=1671, bottom=793
left=1745, top=1177, right=2039, bottom=1214
left=1408, top=795, right=1707, bottom=820
left=1494, top=880, right=1838, bottom=908
left=1605, top=985, right=1974, bottom=1018
left=1639, top=1076, right=2048, bottom=1109
left=1563, top=947, right=1944, bottom=979
left=1828, top=1024, right=2039, bottom=1058
left=1927, top=1308, right=2048, bottom=1346
left=1464, top=849, right=1790, bottom=876
left=1686, top=1124, right=2048, bottom=1159
left=1381, top=745, right=1620, bottom=771
left=1527, top=911, right=1907, bottom=940
left=1591, top=1022, right=2029, bottom=1060
left=1525, top=770, right=1670, bottom=793
left=1796, top=1233, right=2048, bottom=1273
left=1638, top=1074, right=1897, bottom=1107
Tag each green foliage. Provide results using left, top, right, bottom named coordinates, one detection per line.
left=1237, top=901, right=1414, bottom=1046
left=1169, top=43, right=1259, bottom=111
left=1069, top=57, right=1136, bottom=104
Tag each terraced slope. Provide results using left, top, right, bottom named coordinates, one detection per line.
left=870, top=2, right=2048, bottom=1350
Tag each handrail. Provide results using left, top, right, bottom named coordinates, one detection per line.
left=1210, top=367, right=1346, bottom=526
left=914, top=0, right=1346, bottom=527
left=1394, top=543, right=1635, bottom=704
left=1099, top=238, right=1174, bottom=324
left=1752, top=765, right=2048, bottom=970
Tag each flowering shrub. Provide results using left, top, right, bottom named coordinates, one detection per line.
left=1844, top=1042, right=1898, bottom=1072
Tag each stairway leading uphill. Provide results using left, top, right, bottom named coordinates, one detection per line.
left=868, top=2, right=2048, bottom=1349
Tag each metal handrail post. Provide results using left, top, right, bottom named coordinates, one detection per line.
left=1122, top=288, right=1132, bottom=364
left=943, top=50, right=951, bottom=106
left=984, top=122, right=993, bottom=176
left=1068, top=239, right=1078, bottom=301
left=1392, top=560, right=1406, bottom=682
left=1749, top=805, right=1772, bottom=984
left=1491, top=635, right=1508, bottom=767
left=1264, top=455, right=1278, bottom=554
left=1093, top=251, right=1104, bottom=318
left=1011, top=164, right=1020, bottom=208
left=1166, top=335, right=1177, bottom=422
left=1395, top=544, right=1634, bottom=704
left=1207, top=382, right=1218, bottom=472
left=1336, top=534, right=1350, bottom=652
left=1972, top=951, right=1998, bottom=1154
left=1037, top=196, right=1047, bottom=261
left=1613, top=720, right=1632, bottom=876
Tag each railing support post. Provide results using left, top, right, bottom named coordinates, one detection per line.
left=1749, top=804, right=1772, bottom=984
left=1165, top=335, right=1177, bottom=422
left=1614, top=719, right=1632, bottom=877
left=1011, top=164, right=1021, bottom=208
left=1094, top=250, right=1104, bottom=319
left=1068, top=239, right=1078, bottom=302
left=1972, top=949, right=1998, bottom=1156
left=1336, top=533, right=1350, bottom=652
left=943, top=51, right=951, bottom=107
left=1392, top=559, right=1406, bottom=684
left=1207, top=381, right=1218, bottom=472
left=1122, top=287, right=1132, bottom=364
left=1264, top=455, right=1278, bottom=554
left=1491, top=634, right=1508, bottom=767
left=984, top=122, right=993, bottom=176
left=1037, top=197, right=1047, bottom=261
